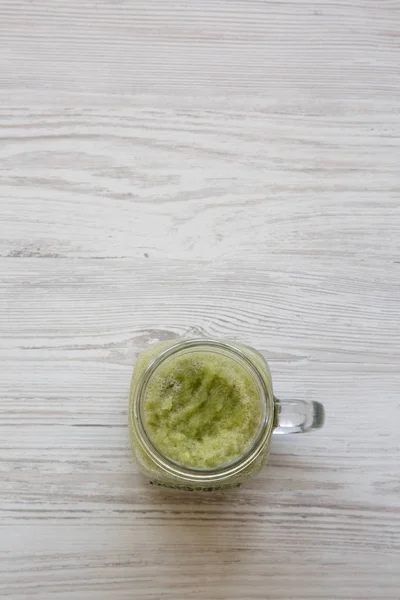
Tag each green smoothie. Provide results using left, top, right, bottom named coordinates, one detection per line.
left=140, top=344, right=262, bottom=469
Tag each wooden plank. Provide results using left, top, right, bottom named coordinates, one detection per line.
left=1, top=104, right=399, bottom=260
left=0, top=0, right=399, bottom=99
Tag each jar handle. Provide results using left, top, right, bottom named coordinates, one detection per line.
left=273, top=398, right=325, bottom=434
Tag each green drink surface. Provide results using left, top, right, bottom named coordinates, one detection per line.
left=143, top=350, right=262, bottom=469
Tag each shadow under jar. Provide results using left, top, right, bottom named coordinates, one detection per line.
left=129, top=339, right=324, bottom=491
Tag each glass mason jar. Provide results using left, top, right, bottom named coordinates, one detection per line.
left=129, top=339, right=324, bottom=491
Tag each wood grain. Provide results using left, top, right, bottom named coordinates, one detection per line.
left=1, top=103, right=400, bottom=262
left=0, top=0, right=399, bottom=99
left=0, top=1, right=400, bottom=599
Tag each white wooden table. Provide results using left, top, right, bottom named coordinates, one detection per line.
left=1, top=2, right=399, bottom=599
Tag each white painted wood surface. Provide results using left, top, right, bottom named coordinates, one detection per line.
left=1, top=1, right=399, bottom=598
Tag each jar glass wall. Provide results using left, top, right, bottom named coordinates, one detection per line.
left=129, top=339, right=276, bottom=490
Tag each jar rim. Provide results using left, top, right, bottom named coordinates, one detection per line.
left=131, top=339, right=275, bottom=484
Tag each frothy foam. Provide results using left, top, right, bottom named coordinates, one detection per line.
left=143, top=351, right=262, bottom=469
